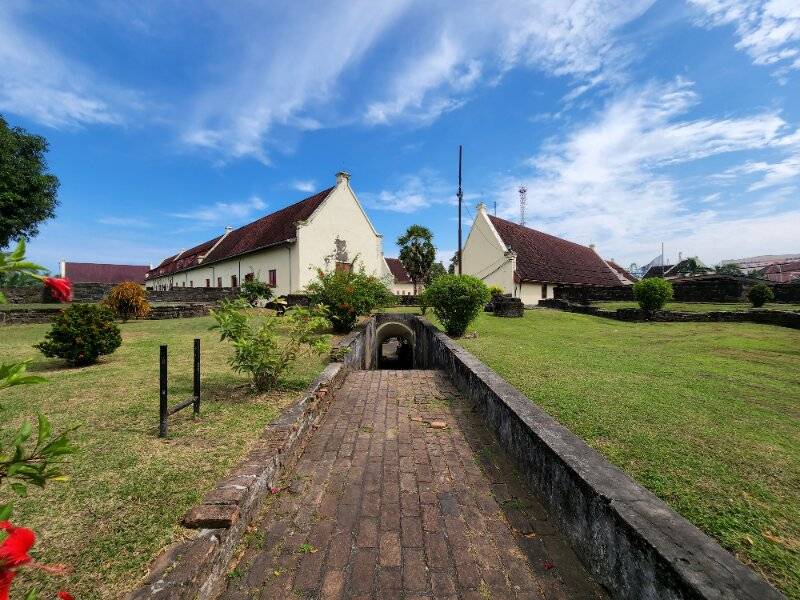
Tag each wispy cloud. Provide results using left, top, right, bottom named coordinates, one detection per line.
left=290, top=179, right=317, bottom=193
left=362, top=171, right=454, bottom=213
left=689, top=0, right=800, bottom=74
left=490, top=77, right=799, bottom=264
left=0, top=5, right=137, bottom=128
left=171, top=195, right=267, bottom=224
left=97, top=216, right=150, bottom=227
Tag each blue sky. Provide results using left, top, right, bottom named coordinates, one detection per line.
left=2, top=0, right=799, bottom=273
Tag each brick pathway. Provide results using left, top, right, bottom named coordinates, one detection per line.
left=223, top=370, right=606, bottom=599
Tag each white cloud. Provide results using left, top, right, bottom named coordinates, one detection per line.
left=171, top=195, right=267, bottom=223
left=0, top=6, right=135, bottom=128
left=489, top=78, right=799, bottom=264
left=97, top=216, right=150, bottom=227
left=719, top=153, right=800, bottom=189
left=362, top=171, right=454, bottom=213
left=690, top=0, right=800, bottom=72
left=290, top=180, right=317, bottom=193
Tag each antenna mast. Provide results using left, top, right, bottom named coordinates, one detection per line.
left=457, top=145, right=463, bottom=275
left=518, top=185, right=527, bottom=227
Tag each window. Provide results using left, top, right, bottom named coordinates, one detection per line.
left=181, top=281, right=185, bottom=287
left=217, top=277, right=222, bottom=288
left=189, top=281, right=193, bottom=288
left=542, top=284, right=548, bottom=299
left=205, top=279, right=210, bottom=288
left=268, top=269, right=277, bottom=287
left=245, top=272, right=254, bottom=282
left=231, top=275, right=238, bottom=287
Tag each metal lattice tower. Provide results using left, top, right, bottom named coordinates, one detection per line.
left=518, top=185, right=527, bottom=227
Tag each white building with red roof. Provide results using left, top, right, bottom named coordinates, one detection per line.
left=146, top=172, right=388, bottom=295
left=462, top=203, right=621, bottom=305
left=384, top=257, right=417, bottom=295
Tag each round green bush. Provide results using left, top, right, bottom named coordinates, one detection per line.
left=425, top=274, right=491, bottom=337
left=487, top=285, right=504, bottom=297
left=35, top=304, right=122, bottom=366
left=748, top=283, right=774, bottom=308
left=306, top=265, right=394, bottom=332
left=632, top=278, right=673, bottom=312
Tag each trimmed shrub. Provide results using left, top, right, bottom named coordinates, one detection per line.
left=488, top=285, right=504, bottom=298
left=306, top=264, right=394, bottom=332
left=102, top=281, right=151, bottom=321
left=425, top=274, right=490, bottom=337
left=35, top=304, right=122, bottom=366
left=633, top=278, right=673, bottom=312
left=748, top=283, right=774, bottom=308
left=240, top=279, right=273, bottom=306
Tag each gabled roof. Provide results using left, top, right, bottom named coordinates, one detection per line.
left=385, top=258, right=412, bottom=284
left=642, top=265, right=674, bottom=279
left=487, top=215, right=620, bottom=287
left=606, top=260, right=638, bottom=283
left=202, top=187, right=333, bottom=266
left=147, top=187, right=333, bottom=279
left=64, top=262, right=149, bottom=284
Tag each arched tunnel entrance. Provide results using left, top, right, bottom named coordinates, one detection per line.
left=374, top=321, right=415, bottom=369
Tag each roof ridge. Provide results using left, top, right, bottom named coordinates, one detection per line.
left=488, top=214, right=593, bottom=251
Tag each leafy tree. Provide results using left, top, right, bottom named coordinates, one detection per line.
left=426, top=261, right=447, bottom=284
left=397, top=225, right=435, bottom=295
left=715, top=263, right=743, bottom=277
left=675, top=257, right=709, bottom=276
left=240, top=278, right=273, bottom=306
left=211, top=299, right=330, bottom=391
left=633, top=278, right=673, bottom=312
left=448, top=251, right=460, bottom=275
left=425, top=274, right=490, bottom=337
left=0, top=115, right=60, bottom=248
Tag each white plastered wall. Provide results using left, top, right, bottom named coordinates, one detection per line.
left=461, top=204, right=515, bottom=294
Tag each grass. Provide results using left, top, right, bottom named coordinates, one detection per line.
left=594, top=300, right=800, bottom=312
left=0, top=315, right=328, bottom=599
left=450, top=309, right=799, bottom=597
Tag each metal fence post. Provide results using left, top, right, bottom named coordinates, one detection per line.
left=159, top=344, right=168, bottom=438
left=193, top=338, right=200, bottom=416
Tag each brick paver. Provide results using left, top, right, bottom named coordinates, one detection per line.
left=222, top=370, right=606, bottom=599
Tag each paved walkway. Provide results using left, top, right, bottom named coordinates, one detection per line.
left=223, top=370, right=606, bottom=599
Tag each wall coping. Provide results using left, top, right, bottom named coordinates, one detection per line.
left=127, top=362, right=347, bottom=599
left=407, top=315, right=783, bottom=599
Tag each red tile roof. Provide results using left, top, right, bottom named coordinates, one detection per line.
left=763, top=260, right=800, bottom=282
left=487, top=215, right=620, bottom=287
left=385, top=258, right=412, bottom=284
left=64, top=262, right=149, bottom=284
left=146, top=187, right=333, bottom=279
left=203, top=187, right=333, bottom=266
left=606, top=260, right=638, bottom=283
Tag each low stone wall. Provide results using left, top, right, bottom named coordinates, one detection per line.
left=540, top=298, right=800, bottom=329
left=0, top=286, right=44, bottom=304
left=147, top=288, right=239, bottom=303
left=773, top=281, right=800, bottom=302
left=555, top=284, right=634, bottom=303
left=128, top=362, right=348, bottom=600
left=404, top=315, right=782, bottom=600
left=148, top=303, right=213, bottom=320
left=0, top=306, right=64, bottom=325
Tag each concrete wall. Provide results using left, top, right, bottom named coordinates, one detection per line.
left=516, top=282, right=555, bottom=305
left=461, top=205, right=515, bottom=294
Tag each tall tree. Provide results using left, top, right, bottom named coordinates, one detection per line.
left=0, top=115, right=60, bottom=248
left=397, top=225, right=435, bottom=295
left=427, top=261, right=447, bottom=284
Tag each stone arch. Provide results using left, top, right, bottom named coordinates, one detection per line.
left=374, top=321, right=416, bottom=369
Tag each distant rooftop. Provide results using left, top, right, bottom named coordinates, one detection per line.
left=62, top=262, right=149, bottom=284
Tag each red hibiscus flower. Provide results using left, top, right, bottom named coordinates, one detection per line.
left=58, top=591, right=74, bottom=600
left=0, top=522, right=36, bottom=600
left=43, top=277, right=73, bottom=303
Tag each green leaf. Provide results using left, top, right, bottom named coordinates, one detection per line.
left=0, top=503, right=12, bottom=520
left=37, top=414, right=52, bottom=445
left=10, top=482, right=28, bottom=497
left=23, top=588, right=38, bottom=600
left=12, top=421, right=32, bottom=446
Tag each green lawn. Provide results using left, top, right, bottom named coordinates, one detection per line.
left=450, top=309, right=799, bottom=597
left=0, top=316, right=328, bottom=599
left=594, top=300, right=800, bottom=312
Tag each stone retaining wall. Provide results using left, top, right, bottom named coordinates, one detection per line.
left=0, top=303, right=214, bottom=325
left=404, top=315, right=782, bottom=600
left=540, top=298, right=800, bottom=329
left=128, top=362, right=348, bottom=600
left=0, top=307, right=64, bottom=325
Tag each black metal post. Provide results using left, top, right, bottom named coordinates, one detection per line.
left=193, top=338, right=200, bottom=416
left=159, top=344, right=168, bottom=438
left=457, top=145, right=463, bottom=275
